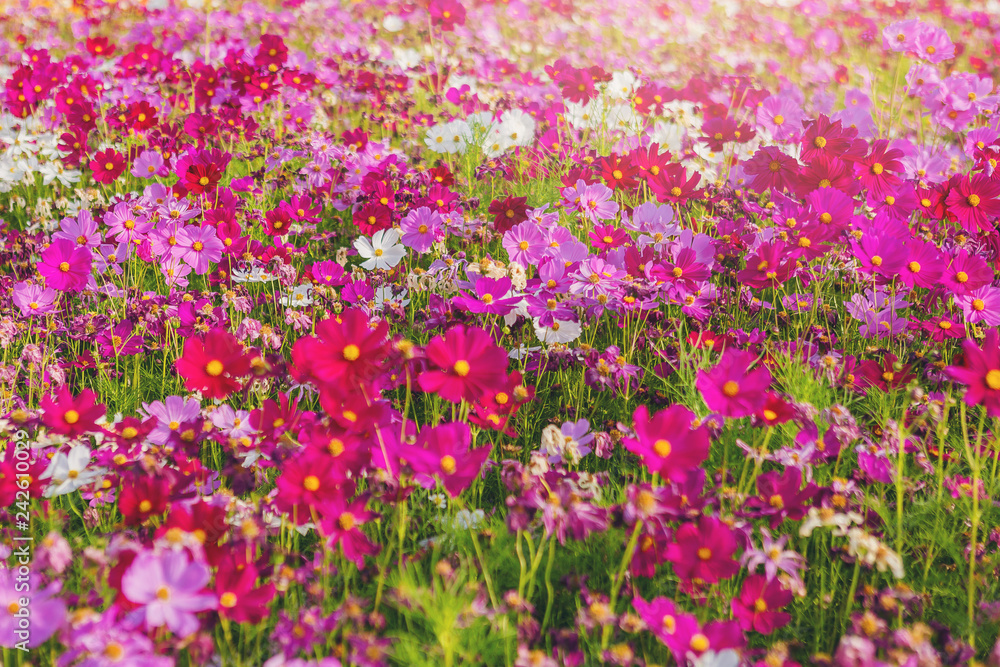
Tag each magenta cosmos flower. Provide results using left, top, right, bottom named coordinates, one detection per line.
left=121, top=549, right=216, bottom=638
left=666, top=515, right=741, bottom=584
left=418, top=325, right=508, bottom=403
left=623, top=404, right=710, bottom=482
left=945, top=174, right=1000, bottom=234
left=38, top=238, right=92, bottom=292
left=731, top=574, right=792, bottom=634
left=400, top=422, right=492, bottom=497
left=696, top=348, right=772, bottom=418
left=947, top=329, right=1000, bottom=416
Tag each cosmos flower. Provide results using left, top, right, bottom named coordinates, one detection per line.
left=40, top=386, right=105, bottom=438
left=121, top=549, right=216, bottom=638
left=419, top=325, right=508, bottom=403
left=696, top=348, right=772, bottom=418
left=0, top=569, right=65, bottom=648
left=12, top=281, right=57, bottom=317
left=731, top=574, right=792, bottom=634
left=174, top=328, right=253, bottom=399
left=400, top=422, right=491, bottom=497
left=37, top=238, right=92, bottom=292
left=40, top=445, right=101, bottom=497
left=354, top=228, right=405, bottom=271
left=623, top=404, right=710, bottom=482
left=399, top=206, right=443, bottom=253
left=947, top=329, right=1000, bottom=416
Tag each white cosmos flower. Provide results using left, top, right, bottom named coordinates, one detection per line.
left=497, top=109, right=536, bottom=147
left=686, top=650, right=740, bottom=667
left=425, top=122, right=466, bottom=155
left=40, top=445, right=102, bottom=497
left=382, top=14, right=404, bottom=32
left=355, top=228, right=405, bottom=271
left=232, top=267, right=277, bottom=284
left=280, top=284, right=314, bottom=307
left=533, top=318, right=582, bottom=345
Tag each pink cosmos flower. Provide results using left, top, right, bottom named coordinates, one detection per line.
left=0, top=569, right=65, bottom=648
left=399, top=206, right=443, bottom=253
left=400, top=422, right=491, bottom=497
left=453, top=276, right=519, bottom=315
left=13, top=281, right=57, bottom=317
left=562, top=179, right=619, bottom=224
left=623, top=404, right=710, bottom=483
left=696, top=348, right=772, bottom=418
left=176, top=224, right=225, bottom=274
left=121, top=549, right=216, bottom=638
left=756, top=95, right=803, bottom=142
left=666, top=515, right=741, bottom=584
left=38, top=238, right=92, bottom=292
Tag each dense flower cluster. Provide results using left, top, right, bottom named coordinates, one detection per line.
left=0, top=0, right=999, bottom=666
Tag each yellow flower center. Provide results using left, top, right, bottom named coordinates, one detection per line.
left=220, top=592, right=237, bottom=608
left=653, top=439, right=672, bottom=457
left=64, top=409, right=80, bottom=424
left=870, top=163, right=884, bottom=175
left=205, top=360, right=224, bottom=376
left=986, top=370, right=1000, bottom=390
left=343, top=344, right=361, bottom=361
left=722, top=380, right=740, bottom=397
left=303, top=475, right=320, bottom=491
left=690, top=633, right=710, bottom=652
left=968, top=194, right=981, bottom=207
left=453, top=360, right=471, bottom=376
left=440, top=455, right=457, bottom=474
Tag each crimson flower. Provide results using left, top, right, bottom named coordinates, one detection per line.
left=118, top=471, right=170, bottom=526
left=597, top=153, right=639, bottom=190
left=174, top=328, right=253, bottom=399
left=419, top=325, right=508, bottom=403
left=291, top=308, right=390, bottom=396
left=89, top=149, right=126, bottom=184
left=40, top=387, right=105, bottom=438
left=648, top=163, right=702, bottom=204
left=947, top=329, right=1000, bottom=416
left=488, top=196, right=529, bottom=234
left=215, top=557, right=276, bottom=623
left=731, top=574, right=792, bottom=634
